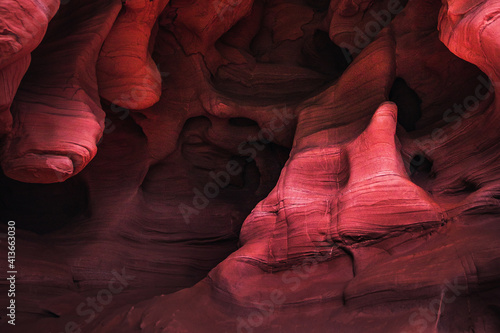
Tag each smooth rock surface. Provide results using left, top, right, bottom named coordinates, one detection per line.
left=0, top=0, right=499, bottom=332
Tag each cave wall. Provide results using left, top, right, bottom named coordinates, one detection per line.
left=1, top=0, right=500, bottom=332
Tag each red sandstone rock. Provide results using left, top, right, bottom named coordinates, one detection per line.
left=97, top=0, right=170, bottom=110
left=1, top=0, right=500, bottom=332
left=0, top=0, right=59, bottom=137
left=0, top=55, right=29, bottom=136
left=1, top=0, right=121, bottom=183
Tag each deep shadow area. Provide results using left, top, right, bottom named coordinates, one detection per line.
left=0, top=171, right=90, bottom=234
left=390, top=77, right=422, bottom=132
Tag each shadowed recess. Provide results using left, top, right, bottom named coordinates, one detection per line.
left=0, top=172, right=90, bottom=234
left=389, top=77, right=422, bottom=132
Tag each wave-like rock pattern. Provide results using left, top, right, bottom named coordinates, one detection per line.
left=1, top=0, right=121, bottom=183
left=0, top=0, right=500, bottom=332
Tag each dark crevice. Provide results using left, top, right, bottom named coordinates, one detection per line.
left=305, top=0, right=330, bottom=12
left=0, top=172, right=90, bottom=234
left=302, top=30, right=351, bottom=78
left=410, top=154, right=433, bottom=177
left=229, top=117, right=259, bottom=127
left=461, top=180, right=481, bottom=193
left=389, top=77, right=422, bottom=132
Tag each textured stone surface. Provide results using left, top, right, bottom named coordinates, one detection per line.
left=1, top=0, right=121, bottom=183
left=0, top=0, right=59, bottom=136
left=0, top=0, right=500, bottom=332
left=97, top=0, right=170, bottom=110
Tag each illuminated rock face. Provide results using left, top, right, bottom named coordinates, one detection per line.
left=1, top=0, right=500, bottom=332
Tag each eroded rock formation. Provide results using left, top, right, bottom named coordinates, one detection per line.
left=1, top=0, right=500, bottom=332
